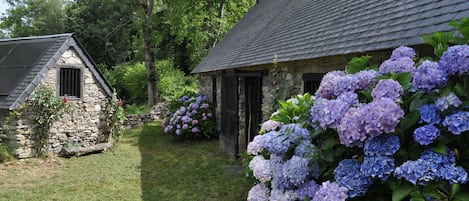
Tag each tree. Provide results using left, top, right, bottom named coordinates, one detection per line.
left=138, top=0, right=159, bottom=107
left=64, top=0, right=138, bottom=66
left=0, top=0, right=69, bottom=37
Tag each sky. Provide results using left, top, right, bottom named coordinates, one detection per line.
left=0, top=1, right=8, bottom=17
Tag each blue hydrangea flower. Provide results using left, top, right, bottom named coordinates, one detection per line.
left=439, top=45, right=469, bottom=75
left=435, top=92, right=462, bottom=111
left=361, top=156, right=395, bottom=180
left=247, top=134, right=269, bottom=155
left=247, top=183, right=270, bottom=201
left=412, top=61, right=448, bottom=93
left=354, top=70, right=381, bottom=90
left=394, top=159, right=433, bottom=185
left=364, top=134, right=400, bottom=156
left=296, top=180, right=319, bottom=201
left=443, top=110, right=469, bottom=135
left=279, top=124, right=311, bottom=142
left=395, top=149, right=468, bottom=185
left=391, top=46, right=416, bottom=59
left=379, top=57, right=416, bottom=74
left=312, top=181, right=348, bottom=201
left=316, top=71, right=346, bottom=98
left=371, top=79, right=404, bottom=102
left=294, top=140, right=315, bottom=158
left=311, top=98, right=350, bottom=129
left=263, top=131, right=292, bottom=156
left=413, top=125, right=440, bottom=145
left=282, top=156, right=311, bottom=187
left=249, top=156, right=273, bottom=183
left=440, top=166, right=469, bottom=185
left=269, top=188, right=298, bottom=201
left=418, top=104, right=441, bottom=125
left=332, top=75, right=357, bottom=97
left=334, top=159, right=372, bottom=198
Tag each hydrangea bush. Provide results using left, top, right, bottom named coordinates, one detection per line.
left=246, top=45, right=469, bottom=201
left=162, top=94, right=218, bottom=138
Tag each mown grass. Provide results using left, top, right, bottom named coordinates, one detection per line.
left=0, top=121, right=251, bottom=201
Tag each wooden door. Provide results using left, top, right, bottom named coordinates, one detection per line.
left=242, top=77, right=262, bottom=152
left=221, top=75, right=238, bottom=155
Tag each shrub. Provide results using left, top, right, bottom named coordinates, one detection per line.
left=162, top=94, right=218, bottom=139
left=246, top=45, right=469, bottom=201
left=102, top=60, right=199, bottom=104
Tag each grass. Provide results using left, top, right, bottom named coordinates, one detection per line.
left=0, top=121, right=251, bottom=201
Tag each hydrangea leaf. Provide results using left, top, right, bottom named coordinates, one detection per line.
left=321, top=137, right=339, bottom=150
left=398, top=110, right=420, bottom=130
left=410, top=191, right=426, bottom=201
left=346, top=55, right=372, bottom=74
left=454, top=192, right=469, bottom=201
left=397, top=72, right=412, bottom=90
left=454, top=83, right=469, bottom=99
left=431, top=143, right=447, bottom=155
left=392, top=183, right=413, bottom=201
left=451, top=183, right=461, bottom=199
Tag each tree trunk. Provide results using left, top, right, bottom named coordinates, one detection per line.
left=212, top=0, right=225, bottom=48
left=142, top=0, right=158, bottom=107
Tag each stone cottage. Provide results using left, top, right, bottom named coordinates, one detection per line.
left=0, top=33, right=113, bottom=158
left=191, top=0, right=469, bottom=155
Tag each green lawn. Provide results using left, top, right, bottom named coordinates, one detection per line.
left=0, top=121, right=251, bottom=201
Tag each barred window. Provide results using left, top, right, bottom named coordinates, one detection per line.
left=303, top=73, right=323, bottom=94
left=59, top=68, right=82, bottom=98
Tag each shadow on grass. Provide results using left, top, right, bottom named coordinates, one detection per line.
left=139, top=122, right=251, bottom=201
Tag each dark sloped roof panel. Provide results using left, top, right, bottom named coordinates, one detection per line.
left=192, top=0, right=469, bottom=73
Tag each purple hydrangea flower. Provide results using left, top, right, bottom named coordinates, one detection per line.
left=435, top=92, right=462, bottom=111
left=181, top=116, right=191, bottom=123
left=311, top=98, right=350, bottom=129
left=332, top=75, right=357, bottom=98
left=364, top=134, right=400, bottom=156
left=312, top=181, right=348, bottom=201
left=249, top=156, right=273, bottom=183
left=247, top=183, right=270, bottom=201
left=361, top=156, right=395, bottom=180
left=175, top=129, right=181, bottom=135
left=191, top=127, right=199, bottom=133
left=179, top=106, right=187, bottom=113
left=337, top=91, right=359, bottom=107
left=247, top=134, right=268, bottom=155
left=418, top=104, right=441, bottom=125
left=316, top=71, right=346, bottom=98
left=439, top=45, right=469, bottom=75
left=207, top=113, right=213, bottom=117
left=338, top=98, right=404, bottom=147
left=443, top=110, right=469, bottom=135
left=189, top=103, right=199, bottom=110
left=412, top=61, right=448, bottom=93
left=379, top=57, right=416, bottom=74
left=182, top=124, right=189, bottom=130
left=191, top=119, right=199, bottom=126
left=413, top=125, right=440, bottom=145
left=296, top=180, right=319, bottom=201
left=261, top=120, right=282, bottom=132
left=338, top=107, right=368, bottom=147
left=355, top=70, right=381, bottom=90
left=179, top=95, right=189, bottom=102
left=334, top=159, right=372, bottom=197
left=200, top=103, right=209, bottom=109
left=371, top=79, right=404, bottom=102
left=390, top=46, right=416, bottom=59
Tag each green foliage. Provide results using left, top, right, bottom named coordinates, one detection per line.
left=30, top=85, right=72, bottom=155
left=124, top=104, right=151, bottom=115
left=270, top=93, right=314, bottom=127
left=156, top=59, right=199, bottom=101
left=0, top=0, right=70, bottom=37
left=346, top=55, right=376, bottom=74
left=421, top=17, right=469, bottom=57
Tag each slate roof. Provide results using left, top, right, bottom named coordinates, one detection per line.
left=192, top=0, right=469, bottom=73
left=0, top=33, right=112, bottom=110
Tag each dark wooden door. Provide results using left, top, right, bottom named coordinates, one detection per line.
left=221, top=75, right=238, bottom=155
left=244, top=77, right=262, bottom=151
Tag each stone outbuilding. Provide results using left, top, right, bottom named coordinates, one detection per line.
left=191, top=0, right=469, bottom=155
left=0, top=33, right=113, bottom=158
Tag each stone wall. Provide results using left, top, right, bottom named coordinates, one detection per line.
left=5, top=49, right=111, bottom=158
left=123, top=103, right=166, bottom=129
